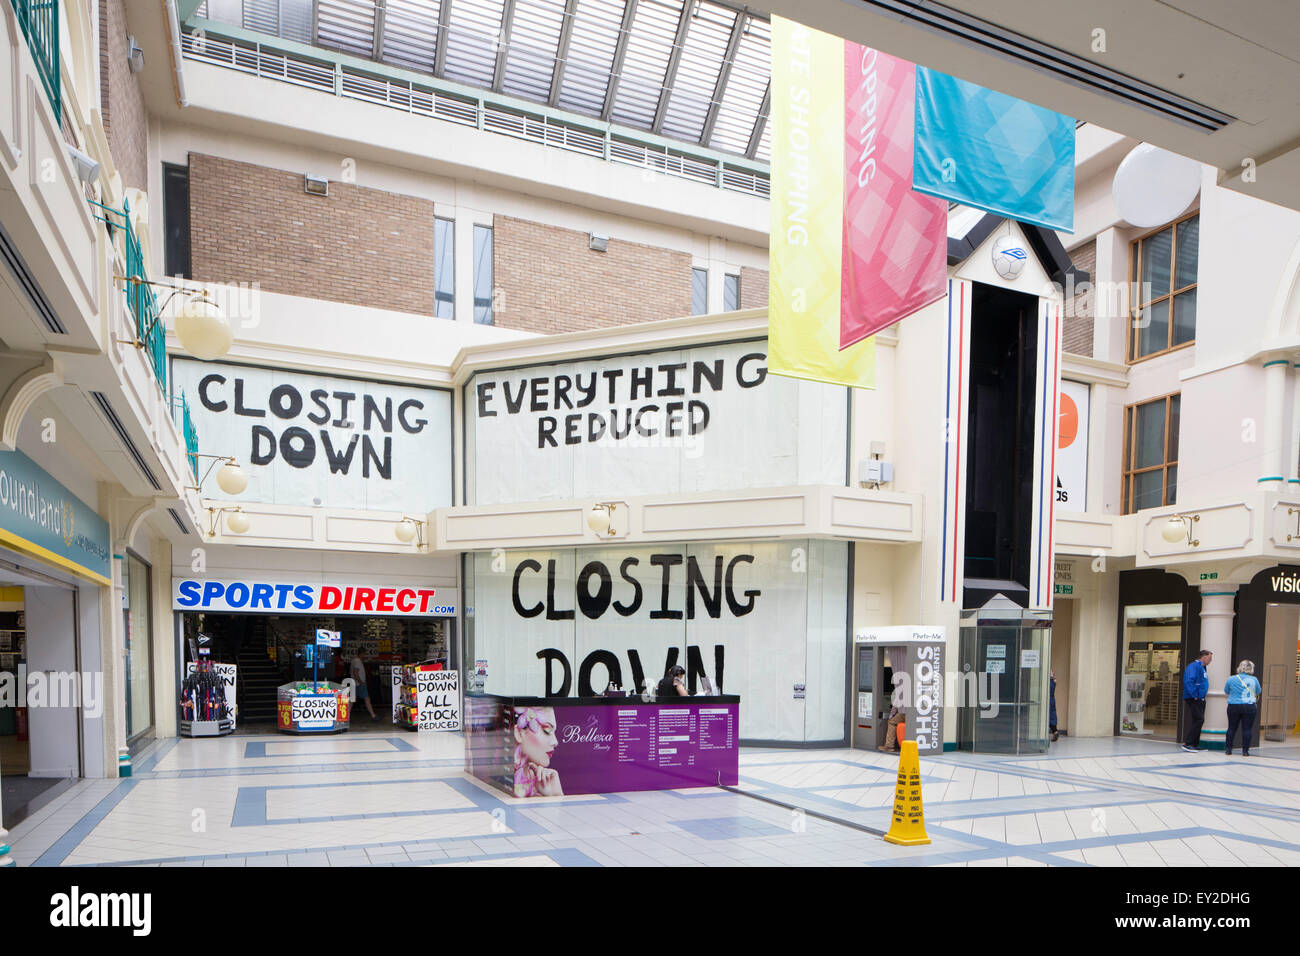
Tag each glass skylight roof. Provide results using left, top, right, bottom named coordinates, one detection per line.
left=195, top=0, right=771, bottom=161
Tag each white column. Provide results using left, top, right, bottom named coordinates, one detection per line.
left=1289, top=362, right=1300, bottom=486
left=1261, top=358, right=1290, bottom=488
left=1197, top=585, right=1237, bottom=749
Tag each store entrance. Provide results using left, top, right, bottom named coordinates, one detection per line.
left=178, top=611, right=452, bottom=730
left=1261, top=604, right=1300, bottom=743
left=1118, top=603, right=1184, bottom=740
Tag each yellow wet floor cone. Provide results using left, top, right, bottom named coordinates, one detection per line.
left=883, top=739, right=930, bottom=846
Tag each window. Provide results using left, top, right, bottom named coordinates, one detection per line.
left=162, top=164, right=191, bottom=280
left=691, top=268, right=707, bottom=315
left=473, top=224, right=494, bottom=325
left=1123, top=394, right=1180, bottom=513
left=434, top=218, right=454, bottom=318
left=723, top=273, right=739, bottom=311
left=1129, top=213, right=1198, bottom=361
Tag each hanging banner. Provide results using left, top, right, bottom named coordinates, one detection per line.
left=913, top=68, right=1075, bottom=232
left=768, top=17, right=876, bottom=389
left=1056, top=379, right=1089, bottom=512
left=839, top=47, right=947, bottom=348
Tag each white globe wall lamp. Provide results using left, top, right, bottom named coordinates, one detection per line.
left=113, top=280, right=234, bottom=361
left=1160, top=513, right=1199, bottom=547
left=187, top=455, right=249, bottom=496
left=207, top=506, right=251, bottom=536
left=395, top=515, right=426, bottom=547
left=586, top=502, right=628, bottom=538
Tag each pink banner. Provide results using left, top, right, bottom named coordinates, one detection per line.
left=840, top=46, right=947, bottom=350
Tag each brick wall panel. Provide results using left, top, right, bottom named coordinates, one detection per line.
left=188, top=153, right=436, bottom=314
left=100, top=0, right=149, bottom=191
left=1064, top=239, right=1096, bottom=357
left=493, top=215, right=692, bottom=333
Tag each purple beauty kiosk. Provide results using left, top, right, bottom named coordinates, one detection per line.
left=464, top=693, right=740, bottom=798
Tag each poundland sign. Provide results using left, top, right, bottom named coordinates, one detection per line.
left=0, top=449, right=110, bottom=583
left=173, top=578, right=457, bottom=616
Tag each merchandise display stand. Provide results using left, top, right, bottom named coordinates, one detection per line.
left=393, top=661, right=460, bottom=732
left=276, top=681, right=351, bottom=734
left=180, top=662, right=237, bottom=738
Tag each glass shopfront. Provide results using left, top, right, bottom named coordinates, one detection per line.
left=463, top=538, right=850, bottom=744
left=124, top=553, right=154, bottom=741
left=1118, top=603, right=1183, bottom=739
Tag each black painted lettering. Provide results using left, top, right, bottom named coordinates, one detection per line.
left=545, top=559, right=575, bottom=620
left=250, top=425, right=275, bottom=465
left=363, top=395, right=392, bottom=432
left=553, top=374, right=573, bottom=410
left=269, top=384, right=302, bottom=420
left=576, top=560, right=613, bottom=619
left=737, top=352, right=768, bottom=388
left=361, top=435, right=391, bottom=479
left=279, top=427, right=315, bottom=469
left=536, top=648, right=571, bottom=697
left=234, top=379, right=265, bottom=417
left=321, top=432, right=359, bottom=474
left=613, top=557, right=643, bottom=616
left=512, top=560, right=543, bottom=617
left=199, top=374, right=227, bottom=412
left=529, top=377, right=549, bottom=412
left=602, top=368, right=623, bottom=404
left=688, top=400, right=709, bottom=435
left=538, top=417, right=558, bottom=448
left=725, top=554, right=761, bottom=615
left=476, top=381, right=498, bottom=418
left=658, top=362, right=687, bottom=396
left=686, top=555, right=724, bottom=619
left=397, top=399, right=427, bottom=433
left=578, top=650, right=622, bottom=697
left=332, top=392, right=355, bottom=427
left=308, top=389, right=331, bottom=425
left=650, top=553, right=683, bottom=620
left=503, top=380, right=527, bottom=414
left=630, top=366, right=653, bottom=400
left=693, top=359, right=724, bottom=393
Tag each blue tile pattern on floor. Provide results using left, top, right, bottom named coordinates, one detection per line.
left=671, top=815, right=788, bottom=840
left=7, top=731, right=1300, bottom=867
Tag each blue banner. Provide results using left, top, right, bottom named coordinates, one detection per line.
left=0, top=449, right=111, bottom=583
left=913, top=67, right=1075, bottom=232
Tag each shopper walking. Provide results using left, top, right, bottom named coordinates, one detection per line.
left=1181, top=649, right=1212, bottom=753
left=1224, top=660, right=1262, bottom=756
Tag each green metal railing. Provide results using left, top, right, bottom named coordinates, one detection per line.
left=88, top=197, right=167, bottom=394
left=181, top=392, right=199, bottom=483
left=11, top=0, right=60, bottom=125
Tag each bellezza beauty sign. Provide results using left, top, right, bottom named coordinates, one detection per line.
left=171, top=359, right=452, bottom=511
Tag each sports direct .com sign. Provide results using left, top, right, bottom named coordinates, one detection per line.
left=173, top=578, right=457, bottom=617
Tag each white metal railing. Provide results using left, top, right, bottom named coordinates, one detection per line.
left=181, top=31, right=770, bottom=199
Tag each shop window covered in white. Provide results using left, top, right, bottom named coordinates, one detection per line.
left=465, top=341, right=848, bottom=505
left=464, top=538, right=850, bottom=742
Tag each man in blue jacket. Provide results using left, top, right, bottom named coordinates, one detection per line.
left=1181, top=650, right=1213, bottom=753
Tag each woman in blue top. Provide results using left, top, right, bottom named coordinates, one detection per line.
left=1224, top=660, right=1263, bottom=757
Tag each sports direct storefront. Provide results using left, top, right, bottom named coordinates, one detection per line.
left=171, top=568, right=460, bottom=731
left=173, top=579, right=455, bottom=616
left=461, top=338, right=857, bottom=745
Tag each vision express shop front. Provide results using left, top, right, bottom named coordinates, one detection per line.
left=171, top=568, right=458, bottom=733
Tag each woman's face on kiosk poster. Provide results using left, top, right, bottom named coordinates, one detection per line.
left=514, top=707, right=558, bottom=766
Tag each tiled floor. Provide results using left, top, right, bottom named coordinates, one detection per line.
left=6, top=731, right=1298, bottom=866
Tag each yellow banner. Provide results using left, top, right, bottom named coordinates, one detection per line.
left=768, top=16, right=876, bottom=389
